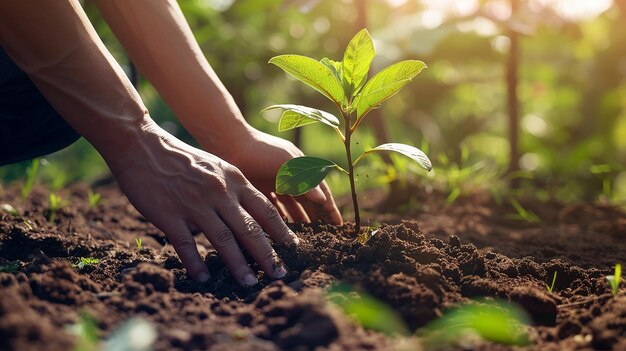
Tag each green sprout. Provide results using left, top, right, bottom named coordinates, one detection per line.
left=135, top=238, right=143, bottom=251
left=265, top=29, right=432, bottom=233
left=67, top=313, right=156, bottom=351
left=505, top=199, right=541, bottom=224
left=67, top=312, right=100, bottom=351
left=21, top=158, right=40, bottom=200
left=606, top=263, right=621, bottom=296
left=48, top=193, right=70, bottom=223
left=420, top=299, right=531, bottom=349
left=326, top=283, right=409, bottom=337
left=72, top=257, right=101, bottom=270
left=546, top=271, right=557, bottom=293
left=87, top=190, right=102, bottom=209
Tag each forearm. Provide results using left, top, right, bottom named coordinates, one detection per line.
left=94, top=0, right=251, bottom=156
left=0, top=0, right=150, bottom=162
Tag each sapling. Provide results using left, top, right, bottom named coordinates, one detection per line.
left=546, top=271, right=557, bottom=293
left=606, top=263, right=621, bottom=296
left=265, top=29, right=432, bottom=232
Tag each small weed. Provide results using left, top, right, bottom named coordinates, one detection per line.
left=88, top=190, right=102, bottom=209
left=505, top=199, right=542, bottom=224
left=67, top=313, right=156, bottom=351
left=0, top=260, right=20, bottom=273
left=606, top=263, right=621, bottom=296
left=20, top=158, right=40, bottom=200
left=420, top=299, right=531, bottom=349
left=72, top=257, right=101, bottom=270
left=326, top=284, right=530, bottom=349
left=67, top=312, right=99, bottom=351
left=326, top=283, right=409, bottom=336
left=546, top=271, right=557, bottom=293
left=135, top=238, right=143, bottom=251
left=48, top=193, right=70, bottom=222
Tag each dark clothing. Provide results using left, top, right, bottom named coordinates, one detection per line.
left=0, top=46, right=80, bottom=166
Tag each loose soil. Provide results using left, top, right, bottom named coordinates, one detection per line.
left=0, top=183, right=624, bottom=350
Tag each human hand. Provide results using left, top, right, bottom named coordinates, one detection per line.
left=104, top=122, right=299, bottom=285
left=214, top=128, right=343, bottom=225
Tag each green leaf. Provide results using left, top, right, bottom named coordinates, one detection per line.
left=269, top=55, right=344, bottom=104
left=341, top=29, right=375, bottom=98
left=420, top=299, right=531, bottom=348
left=263, top=104, right=340, bottom=132
left=276, top=157, right=337, bottom=196
left=320, top=58, right=342, bottom=82
left=355, top=143, right=432, bottom=171
left=326, top=284, right=409, bottom=336
left=354, top=60, right=427, bottom=120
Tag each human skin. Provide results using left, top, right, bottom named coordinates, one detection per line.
left=0, top=0, right=341, bottom=286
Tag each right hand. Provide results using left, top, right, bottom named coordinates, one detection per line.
left=104, top=121, right=299, bottom=286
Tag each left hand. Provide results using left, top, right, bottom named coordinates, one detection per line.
left=211, top=128, right=342, bottom=224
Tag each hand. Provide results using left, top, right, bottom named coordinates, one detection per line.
left=216, top=128, right=343, bottom=225
left=105, top=122, right=299, bottom=285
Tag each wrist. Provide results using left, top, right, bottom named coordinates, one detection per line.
left=195, top=119, right=255, bottom=160
left=95, top=115, right=160, bottom=170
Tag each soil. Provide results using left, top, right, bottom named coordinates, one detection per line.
left=0, top=183, right=624, bottom=351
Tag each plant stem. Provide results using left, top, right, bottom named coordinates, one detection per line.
left=343, top=115, right=360, bottom=233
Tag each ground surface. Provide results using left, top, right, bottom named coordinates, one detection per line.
left=0, top=183, right=624, bottom=350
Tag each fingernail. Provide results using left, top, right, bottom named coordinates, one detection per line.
left=273, top=265, right=287, bottom=279
left=242, top=273, right=258, bottom=287
left=196, top=271, right=210, bottom=283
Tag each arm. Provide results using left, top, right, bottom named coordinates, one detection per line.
left=0, top=0, right=298, bottom=285
left=93, top=0, right=342, bottom=224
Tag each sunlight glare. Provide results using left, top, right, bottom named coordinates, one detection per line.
left=530, top=0, right=613, bottom=21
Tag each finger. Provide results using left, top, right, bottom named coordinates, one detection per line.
left=270, top=192, right=290, bottom=221
left=218, top=205, right=287, bottom=279
left=277, top=194, right=310, bottom=223
left=300, top=180, right=343, bottom=224
left=195, top=212, right=258, bottom=287
left=306, top=185, right=327, bottom=203
left=241, top=189, right=299, bottom=246
left=161, top=221, right=210, bottom=283
left=319, top=181, right=343, bottom=224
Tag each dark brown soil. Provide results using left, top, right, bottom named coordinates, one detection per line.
left=0, top=183, right=624, bottom=350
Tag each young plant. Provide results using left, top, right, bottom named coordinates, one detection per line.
left=606, top=263, right=621, bottom=296
left=67, top=312, right=100, bottom=351
left=21, top=158, right=40, bottom=200
left=88, top=190, right=102, bottom=209
left=546, top=271, right=557, bottom=293
left=420, top=299, right=531, bottom=349
left=135, top=238, right=143, bottom=251
left=506, top=199, right=541, bottom=224
left=326, top=283, right=409, bottom=336
left=48, top=192, right=69, bottom=222
left=72, top=257, right=101, bottom=270
left=265, top=29, right=432, bottom=232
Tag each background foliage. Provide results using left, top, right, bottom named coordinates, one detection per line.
left=2, top=0, right=626, bottom=209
